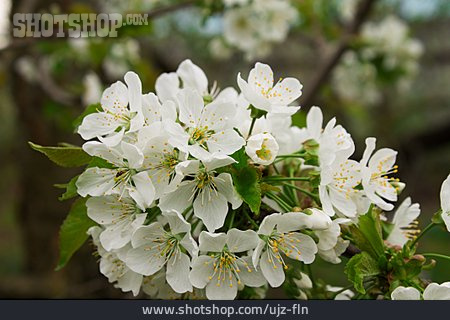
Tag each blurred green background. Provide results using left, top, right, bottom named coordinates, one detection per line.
left=0, top=0, right=448, bottom=298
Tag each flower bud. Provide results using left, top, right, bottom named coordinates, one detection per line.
left=245, top=132, right=279, bottom=165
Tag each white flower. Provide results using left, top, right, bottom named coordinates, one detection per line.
left=293, top=272, right=312, bottom=300
left=327, top=285, right=355, bottom=300
left=189, top=229, right=266, bottom=300
left=139, top=129, right=188, bottom=199
left=165, top=88, right=245, bottom=159
left=155, top=59, right=212, bottom=104
left=126, top=212, right=198, bottom=294
left=305, top=106, right=355, bottom=167
left=319, top=156, right=362, bottom=218
left=158, top=155, right=242, bottom=232
left=316, top=218, right=351, bottom=264
left=88, top=226, right=143, bottom=296
left=360, top=137, right=399, bottom=211
left=237, top=62, right=302, bottom=115
left=76, top=141, right=155, bottom=210
left=386, top=197, right=421, bottom=246
left=78, top=71, right=144, bottom=146
left=246, top=132, right=279, bottom=165
left=86, top=194, right=147, bottom=251
left=252, top=212, right=323, bottom=288
left=82, top=72, right=102, bottom=106
left=440, top=173, right=450, bottom=232
left=391, top=282, right=450, bottom=300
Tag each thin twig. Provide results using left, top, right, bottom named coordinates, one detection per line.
left=299, top=0, right=378, bottom=108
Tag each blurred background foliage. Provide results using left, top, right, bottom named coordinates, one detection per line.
left=0, top=0, right=448, bottom=298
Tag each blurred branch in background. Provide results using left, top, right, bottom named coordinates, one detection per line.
left=300, top=0, right=377, bottom=108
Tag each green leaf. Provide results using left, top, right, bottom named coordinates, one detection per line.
left=231, top=165, right=261, bottom=215
left=54, top=175, right=79, bottom=201
left=56, top=197, right=96, bottom=270
left=345, top=252, right=381, bottom=294
left=72, top=103, right=101, bottom=130
left=349, top=205, right=385, bottom=259
left=29, top=142, right=92, bottom=168
left=230, top=147, right=249, bottom=169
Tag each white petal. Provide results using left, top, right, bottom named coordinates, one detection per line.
left=158, top=181, right=194, bottom=214
left=126, top=245, right=166, bottom=276
left=176, top=59, right=208, bottom=94
left=121, top=142, right=144, bottom=169
left=76, top=168, right=116, bottom=197
left=237, top=72, right=271, bottom=112
left=101, top=81, right=128, bottom=114
left=440, top=174, right=450, bottom=232
left=198, top=231, right=227, bottom=252
left=392, top=197, right=420, bottom=228
left=124, top=71, right=142, bottom=113
left=226, top=229, right=259, bottom=253
left=178, top=88, right=203, bottom=127
left=391, top=286, right=421, bottom=300
left=306, top=106, right=323, bottom=141
left=193, top=189, right=228, bottom=232
left=166, top=253, right=193, bottom=293
left=189, top=255, right=215, bottom=289
left=260, top=250, right=285, bottom=288
left=360, top=137, right=376, bottom=167
left=284, top=233, right=318, bottom=264
left=207, top=129, right=245, bottom=155
left=116, top=270, right=143, bottom=296
left=268, top=77, right=303, bottom=106
left=258, top=213, right=281, bottom=235
left=214, top=173, right=243, bottom=209
left=237, top=256, right=266, bottom=287
left=82, top=141, right=124, bottom=166
left=205, top=273, right=238, bottom=300
left=130, top=171, right=155, bottom=210
left=155, top=72, right=180, bottom=103
left=423, top=282, right=450, bottom=300
left=201, top=153, right=236, bottom=171
left=78, top=113, right=122, bottom=141
left=131, top=223, right=165, bottom=248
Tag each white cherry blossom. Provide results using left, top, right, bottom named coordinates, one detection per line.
left=78, top=71, right=144, bottom=146
left=386, top=197, right=421, bottom=246
left=391, top=282, right=450, bottom=300
left=76, top=141, right=155, bottom=210
left=126, top=212, right=198, bottom=294
left=189, top=229, right=266, bottom=300
left=237, top=62, right=302, bottom=115
left=158, top=155, right=242, bottom=232
left=440, top=173, right=450, bottom=232
left=245, top=132, right=279, bottom=165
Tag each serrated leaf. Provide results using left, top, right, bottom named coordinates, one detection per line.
left=55, top=175, right=79, bottom=201
left=345, top=252, right=380, bottom=294
left=230, top=147, right=249, bottom=169
left=349, top=205, right=385, bottom=259
left=231, top=165, right=261, bottom=215
left=55, top=197, right=96, bottom=270
left=29, top=142, right=92, bottom=168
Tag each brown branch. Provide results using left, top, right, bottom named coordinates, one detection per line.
left=0, top=0, right=195, bottom=55
left=299, top=0, right=378, bottom=108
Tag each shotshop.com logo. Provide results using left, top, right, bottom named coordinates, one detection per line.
left=12, top=13, right=149, bottom=38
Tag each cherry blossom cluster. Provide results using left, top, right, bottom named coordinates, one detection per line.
left=72, top=60, right=450, bottom=300
left=333, top=15, right=423, bottom=105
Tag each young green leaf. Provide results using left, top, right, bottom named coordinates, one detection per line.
left=345, top=252, right=381, bottom=294
left=55, top=197, right=96, bottom=270
left=348, top=205, right=385, bottom=259
left=54, top=175, right=79, bottom=201
left=231, top=165, right=261, bottom=215
left=29, top=142, right=92, bottom=168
